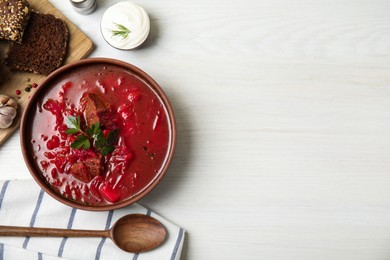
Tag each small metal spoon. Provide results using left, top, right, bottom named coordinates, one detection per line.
left=0, top=214, right=166, bottom=253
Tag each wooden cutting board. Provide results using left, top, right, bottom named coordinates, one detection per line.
left=0, top=0, right=94, bottom=146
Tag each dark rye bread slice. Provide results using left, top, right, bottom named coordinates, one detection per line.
left=5, top=11, right=69, bottom=75
left=0, top=0, right=31, bottom=42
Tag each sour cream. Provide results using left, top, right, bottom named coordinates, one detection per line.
left=100, top=2, right=150, bottom=50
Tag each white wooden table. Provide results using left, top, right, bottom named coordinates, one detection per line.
left=1, top=0, right=390, bottom=259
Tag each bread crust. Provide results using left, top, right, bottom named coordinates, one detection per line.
left=0, top=0, right=31, bottom=42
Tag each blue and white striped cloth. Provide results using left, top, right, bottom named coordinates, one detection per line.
left=0, top=180, right=184, bottom=260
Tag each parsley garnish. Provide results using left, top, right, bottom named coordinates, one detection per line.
left=65, top=116, right=118, bottom=156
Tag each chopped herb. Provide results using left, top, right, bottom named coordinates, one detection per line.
left=106, top=128, right=119, bottom=145
left=101, top=146, right=115, bottom=156
left=110, top=23, right=131, bottom=39
left=71, top=135, right=90, bottom=150
left=65, top=115, right=83, bottom=134
left=65, top=115, right=118, bottom=156
left=65, top=128, right=80, bottom=135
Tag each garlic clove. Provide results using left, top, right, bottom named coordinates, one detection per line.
left=0, top=106, right=17, bottom=119
left=0, top=94, right=18, bottom=109
left=0, top=95, right=18, bottom=129
left=6, top=98, right=17, bottom=109
left=0, top=114, right=14, bottom=129
left=0, top=95, right=9, bottom=105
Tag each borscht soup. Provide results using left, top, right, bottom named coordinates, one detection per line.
left=24, top=60, right=175, bottom=207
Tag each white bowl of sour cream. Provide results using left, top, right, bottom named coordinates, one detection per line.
left=100, top=1, right=150, bottom=50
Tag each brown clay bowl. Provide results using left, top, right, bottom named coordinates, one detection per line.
left=20, top=58, right=176, bottom=211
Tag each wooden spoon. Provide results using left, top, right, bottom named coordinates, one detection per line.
left=0, top=214, right=166, bottom=253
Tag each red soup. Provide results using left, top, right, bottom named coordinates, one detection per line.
left=28, top=63, right=173, bottom=206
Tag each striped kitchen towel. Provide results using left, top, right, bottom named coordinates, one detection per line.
left=0, top=179, right=184, bottom=260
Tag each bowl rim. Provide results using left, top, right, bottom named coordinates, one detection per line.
left=20, top=57, right=177, bottom=211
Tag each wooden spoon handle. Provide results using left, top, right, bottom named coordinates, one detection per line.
left=0, top=225, right=110, bottom=238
